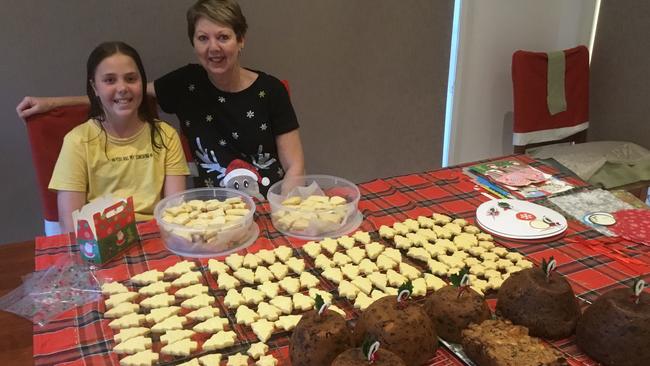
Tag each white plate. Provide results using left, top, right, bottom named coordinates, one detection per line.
left=475, top=199, right=567, bottom=240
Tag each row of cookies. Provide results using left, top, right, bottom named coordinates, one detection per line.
left=101, top=260, right=243, bottom=365
left=175, top=341, right=278, bottom=366
left=375, top=214, right=534, bottom=294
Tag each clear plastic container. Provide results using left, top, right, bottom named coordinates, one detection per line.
left=154, top=188, right=258, bottom=257
left=267, top=175, right=362, bottom=240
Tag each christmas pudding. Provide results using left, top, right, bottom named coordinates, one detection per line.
left=353, top=284, right=438, bottom=366
left=424, top=273, right=491, bottom=343
left=576, top=282, right=650, bottom=366
left=496, top=259, right=580, bottom=339
left=331, top=346, right=407, bottom=366
left=289, top=300, right=352, bottom=366
left=461, top=319, right=567, bottom=366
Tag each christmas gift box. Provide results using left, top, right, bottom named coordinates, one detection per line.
left=73, top=196, right=139, bottom=264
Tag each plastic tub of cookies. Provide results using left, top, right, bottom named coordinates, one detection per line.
left=154, top=188, right=259, bottom=257
left=267, top=174, right=362, bottom=240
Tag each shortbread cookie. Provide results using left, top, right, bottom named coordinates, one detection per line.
left=353, top=292, right=374, bottom=310
left=105, top=292, right=138, bottom=309
left=358, top=258, right=378, bottom=275
left=517, top=259, right=534, bottom=269
left=172, top=271, right=202, bottom=287
left=203, top=330, right=237, bottom=351
left=207, top=259, right=229, bottom=275
left=225, top=253, right=245, bottom=271
left=322, top=267, right=343, bottom=284
left=114, top=327, right=150, bottom=344
left=379, top=225, right=396, bottom=239
left=175, top=284, right=208, bottom=299
left=193, top=317, right=229, bottom=333
left=407, top=247, right=430, bottom=262
left=233, top=267, right=255, bottom=285
left=351, top=276, right=373, bottom=295
left=338, top=280, right=360, bottom=300
left=476, top=233, right=493, bottom=241
left=299, top=271, right=320, bottom=288
left=186, top=306, right=219, bottom=321
left=161, top=338, right=197, bottom=356
left=417, top=216, right=436, bottom=229
left=302, top=241, right=321, bottom=258
left=406, top=232, right=428, bottom=247
left=341, top=264, right=360, bottom=280
left=423, top=273, right=446, bottom=291
left=101, top=281, right=129, bottom=296
left=320, top=238, right=339, bottom=254
left=198, top=353, right=223, bottom=366
left=236, top=305, right=259, bottom=325
left=164, top=261, right=197, bottom=277
left=292, top=293, right=315, bottom=311
left=181, top=294, right=215, bottom=309
left=394, top=235, right=413, bottom=249
left=256, top=249, right=277, bottom=265
left=332, top=252, right=352, bottom=266
left=278, top=277, right=301, bottom=294
left=140, top=293, right=175, bottom=309
left=464, top=225, right=480, bottom=234
left=248, top=342, right=269, bottom=360
left=432, top=213, right=452, bottom=225
left=108, top=313, right=145, bottom=329
left=386, top=269, right=407, bottom=287
left=392, top=222, right=409, bottom=236
left=269, top=296, right=293, bottom=315
left=427, top=259, right=450, bottom=276
left=217, top=272, right=240, bottom=290
left=257, top=302, right=282, bottom=321
left=113, top=336, right=152, bottom=354
left=105, top=302, right=139, bottom=319
left=367, top=272, right=388, bottom=291
left=352, top=231, right=371, bottom=244
left=274, top=314, right=302, bottom=331
left=152, top=315, right=187, bottom=333
left=411, top=278, right=427, bottom=297
left=251, top=319, right=275, bottom=342
left=257, top=282, right=280, bottom=299
left=243, top=253, right=262, bottom=269
left=131, top=270, right=164, bottom=285
left=464, top=257, right=481, bottom=267
left=383, top=248, right=402, bottom=263
left=308, top=288, right=333, bottom=303
left=505, top=252, right=524, bottom=262
left=160, top=329, right=195, bottom=345
left=286, top=257, right=305, bottom=274
left=253, top=266, right=274, bottom=284
left=268, top=262, right=289, bottom=280
left=224, top=289, right=245, bottom=309
left=273, top=246, right=293, bottom=262
left=227, top=353, right=250, bottom=366
left=119, top=349, right=158, bottom=366
left=399, top=262, right=421, bottom=280
left=376, top=254, right=397, bottom=271
left=478, top=240, right=496, bottom=250
left=242, top=287, right=265, bottom=305
left=491, top=247, right=509, bottom=257
left=138, top=281, right=171, bottom=296
left=346, top=246, right=366, bottom=264
left=145, top=306, right=181, bottom=323
left=314, top=254, right=334, bottom=270
left=403, top=218, right=420, bottom=232
left=337, top=235, right=356, bottom=249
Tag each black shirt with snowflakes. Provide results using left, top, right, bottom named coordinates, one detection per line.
left=154, top=64, right=299, bottom=196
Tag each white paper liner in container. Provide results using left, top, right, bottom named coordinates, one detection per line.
left=267, top=175, right=362, bottom=240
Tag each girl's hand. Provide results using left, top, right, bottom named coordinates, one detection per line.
left=16, top=96, right=54, bottom=119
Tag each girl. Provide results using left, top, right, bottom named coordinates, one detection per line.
left=49, top=41, right=189, bottom=233
left=19, top=0, right=305, bottom=200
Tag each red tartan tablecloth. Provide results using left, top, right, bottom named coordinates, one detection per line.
left=31, top=155, right=650, bottom=366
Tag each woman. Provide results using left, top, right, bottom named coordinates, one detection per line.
left=49, top=41, right=189, bottom=232
left=18, top=0, right=305, bottom=199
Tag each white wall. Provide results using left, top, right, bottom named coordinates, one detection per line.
left=447, top=0, right=598, bottom=165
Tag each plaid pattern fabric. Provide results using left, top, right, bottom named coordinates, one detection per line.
left=32, top=155, right=649, bottom=366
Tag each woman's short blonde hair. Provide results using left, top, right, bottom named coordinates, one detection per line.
left=186, top=0, right=248, bottom=44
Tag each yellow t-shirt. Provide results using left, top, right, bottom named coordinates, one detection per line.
left=49, top=119, right=190, bottom=221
